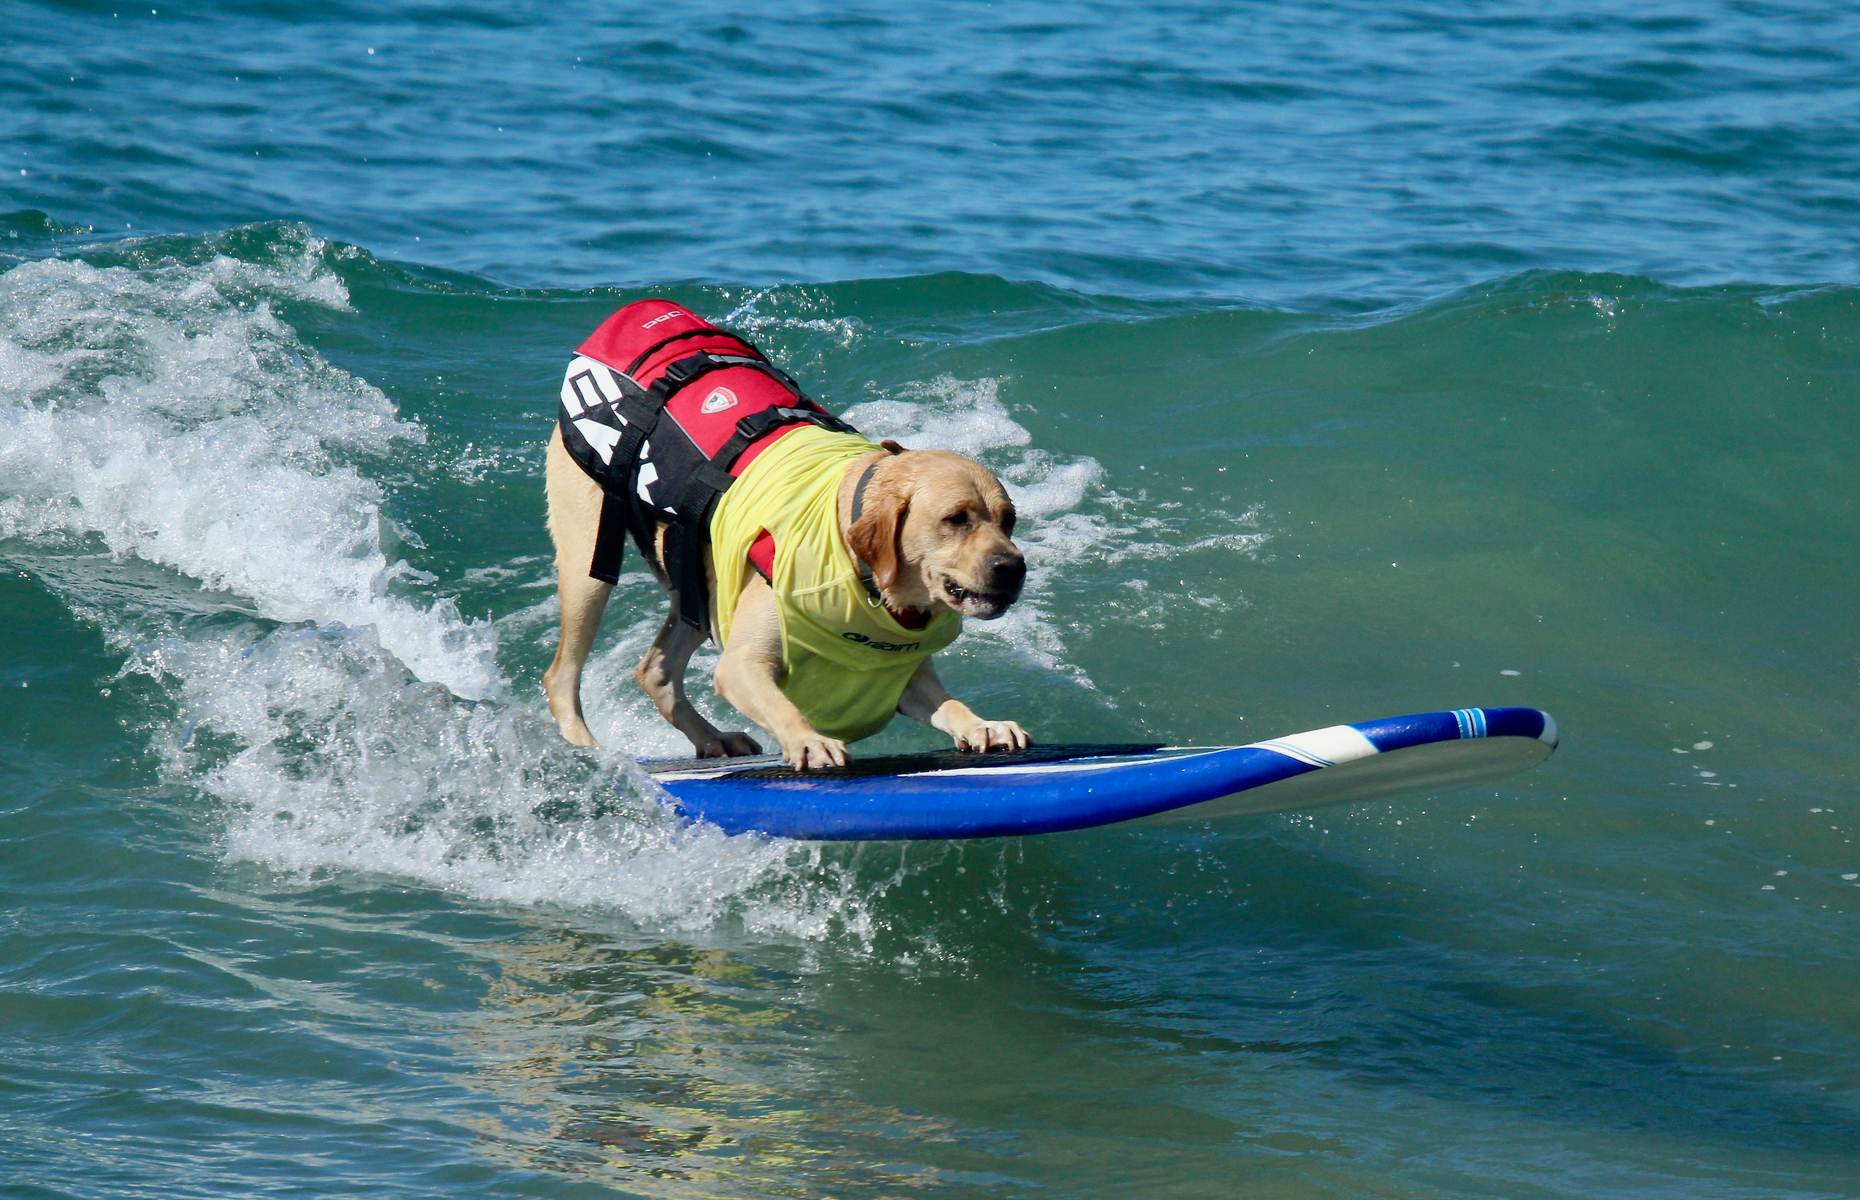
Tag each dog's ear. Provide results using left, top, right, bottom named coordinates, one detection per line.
left=848, top=464, right=908, bottom=591
left=879, top=439, right=906, bottom=455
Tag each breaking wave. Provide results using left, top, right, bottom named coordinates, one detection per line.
left=0, top=230, right=1263, bottom=942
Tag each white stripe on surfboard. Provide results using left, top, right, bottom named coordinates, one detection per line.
left=1248, top=724, right=1379, bottom=769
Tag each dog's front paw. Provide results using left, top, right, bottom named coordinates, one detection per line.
left=782, top=734, right=849, bottom=771
left=694, top=730, right=764, bottom=758
left=954, top=720, right=1031, bottom=753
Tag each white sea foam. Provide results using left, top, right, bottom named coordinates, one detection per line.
left=0, top=234, right=500, bottom=699
left=721, top=287, right=865, bottom=353
left=130, top=619, right=891, bottom=940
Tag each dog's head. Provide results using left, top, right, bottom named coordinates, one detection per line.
left=847, top=448, right=1026, bottom=619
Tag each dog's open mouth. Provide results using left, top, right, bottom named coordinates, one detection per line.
left=943, top=577, right=1014, bottom=617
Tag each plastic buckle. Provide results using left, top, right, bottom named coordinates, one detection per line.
left=662, top=355, right=706, bottom=384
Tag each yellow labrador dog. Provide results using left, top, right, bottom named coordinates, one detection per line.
left=541, top=301, right=1031, bottom=769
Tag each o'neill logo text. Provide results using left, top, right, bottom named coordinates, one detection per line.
left=701, top=387, right=739, bottom=414
left=842, top=631, right=921, bottom=652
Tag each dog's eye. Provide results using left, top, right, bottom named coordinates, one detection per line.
left=1000, top=509, right=1017, bottom=537
left=944, top=511, right=970, bottom=527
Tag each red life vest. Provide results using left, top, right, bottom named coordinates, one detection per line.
left=557, top=299, right=857, bottom=629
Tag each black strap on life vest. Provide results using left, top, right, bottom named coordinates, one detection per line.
left=585, top=367, right=673, bottom=585
left=646, top=351, right=808, bottom=409
left=588, top=491, right=634, bottom=586
left=659, top=402, right=858, bottom=628
left=584, top=343, right=859, bottom=632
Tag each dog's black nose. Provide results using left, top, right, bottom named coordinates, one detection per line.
left=986, top=551, right=1026, bottom=596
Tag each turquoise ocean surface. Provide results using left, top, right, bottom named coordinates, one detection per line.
left=5, top=2, right=1860, bottom=1195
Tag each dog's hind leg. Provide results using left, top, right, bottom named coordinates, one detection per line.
left=635, top=612, right=763, bottom=758
left=544, top=427, right=613, bottom=747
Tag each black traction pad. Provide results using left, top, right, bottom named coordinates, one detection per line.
left=639, top=742, right=1168, bottom=780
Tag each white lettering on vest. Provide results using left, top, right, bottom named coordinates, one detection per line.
left=841, top=631, right=921, bottom=652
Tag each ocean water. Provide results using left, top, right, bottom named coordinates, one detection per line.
left=4, top=1, right=1860, bottom=1196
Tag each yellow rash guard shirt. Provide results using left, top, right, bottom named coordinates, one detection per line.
left=709, top=425, right=962, bottom=742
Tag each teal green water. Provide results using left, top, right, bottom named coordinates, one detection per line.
left=7, top=1, right=1860, bottom=1195
left=4, top=232, right=1857, bottom=1196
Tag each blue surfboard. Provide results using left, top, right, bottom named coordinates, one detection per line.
left=640, top=706, right=1559, bottom=841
